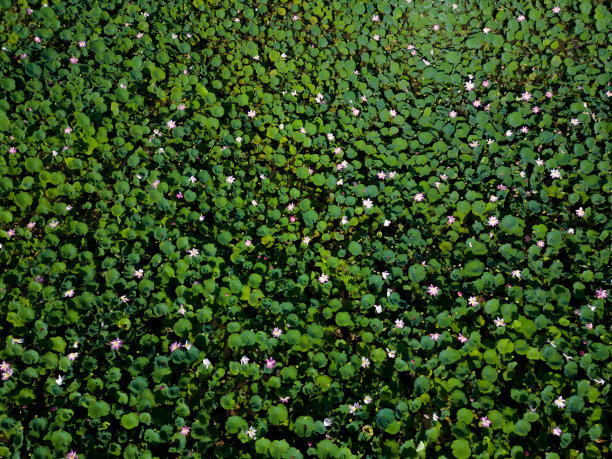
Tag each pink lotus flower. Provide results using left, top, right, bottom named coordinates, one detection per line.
left=166, top=120, right=176, bottom=129
left=8, top=147, right=16, bottom=154
left=248, top=110, right=256, bottom=118
left=180, top=426, right=190, bottom=436
left=170, top=341, right=182, bottom=352
left=265, top=357, right=276, bottom=369
left=521, top=91, right=531, bottom=101
left=517, top=15, right=525, bottom=22
left=64, top=127, right=72, bottom=134
left=318, top=273, right=329, bottom=284
left=448, top=216, right=455, bottom=224
left=449, top=110, right=457, bottom=118
left=494, top=317, right=506, bottom=327
left=586, top=323, right=593, bottom=330
left=79, top=41, right=86, bottom=47
left=427, top=285, right=440, bottom=296
left=553, top=396, right=565, bottom=408
left=537, top=240, right=545, bottom=248
left=272, top=328, right=282, bottom=338
left=68, top=352, right=78, bottom=361
left=134, top=269, right=144, bottom=278
left=152, top=180, right=160, bottom=189
left=458, top=333, right=468, bottom=343
left=110, top=338, right=123, bottom=350
left=480, top=416, right=491, bottom=427
left=64, top=290, right=75, bottom=298
left=465, top=81, right=475, bottom=91
left=414, top=193, right=424, bottom=202
left=175, top=192, right=183, bottom=199
left=552, top=426, right=562, bottom=436
left=69, top=57, right=78, bottom=65
left=488, top=216, right=499, bottom=227
left=352, top=107, right=360, bottom=116
left=552, top=6, right=561, bottom=14
left=595, top=288, right=607, bottom=299
left=34, top=36, right=41, bottom=43
left=430, top=333, right=440, bottom=341
left=1, top=368, right=13, bottom=381
left=0, top=362, right=10, bottom=372
left=482, top=80, right=489, bottom=87
left=244, top=240, right=252, bottom=247
left=66, top=451, right=78, bottom=459
left=575, top=207, right=585, bottom=217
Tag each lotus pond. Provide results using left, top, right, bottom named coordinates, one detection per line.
left=0, top=0, right=611, bottom=458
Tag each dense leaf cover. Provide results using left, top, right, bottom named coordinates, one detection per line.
left=0, top=0, right=611, bottom=457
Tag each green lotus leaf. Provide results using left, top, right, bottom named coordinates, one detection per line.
left=268, top=404, right=288, bottom=425
left=463, top=259, right=485, bottom=277
left=25, top=157, right=43, bottom=173
left=225, top=416, right=248, bottom=434
left=375, top=408, right=395, bottom=430
left=88, top=401, right=110, bottom=418
left=541, top=346, right=564, bottom=369
left=348, top=241, right=362, bottom=256
left=409, top=264, right=426, bottom=283
left=514, top=419, right=531, bottom=436
left=567, top=396, right=585, bottom=413
left=457, top=408, right=473, bottom=424
left=50, top=431, right=72, bottom=450
left=217, top=230, right=232, bottom=245
left=439, top=349, right=461, bottom=365
left=317, top=439, right=339, bottom=458
left=120, top=413, right=139, bottom=430
left=335, top=312, right=353, bottom=327
left=451, top=439, right=471, bottom=459
left=294, top=416, right=315, bottom=437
